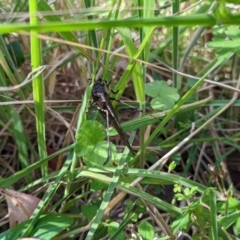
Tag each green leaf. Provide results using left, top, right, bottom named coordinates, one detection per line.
left=217, top=197, right=240, bottom=214
left=81, top=204, right=99, bottom=220
left=0, top=214, right=73, bottom=240
left=75, top=120, right=117, bottom=165
left=175, top=193, right=186, bottom=201
left=90, top=180, right=108, bottom=191
left=219, top=212, right=240, bottom=230
left=108, top=222, right=125, bottom=240
left=84, top=141, right=116, bottom=165
left=236, top=215, right=240, bottom=235
left=30, top=215, right=73, bottom=238
left=192, top=233, right=203, bottom=240
left=11, top=109, right=29, bottom=174
left=193, top=202, right=210, bottom=227
left=138, top=221, right=155, bottom=240
left=183, top=188, right=190, bottom=197
left=173, top=184, right=181, bottom=193
left=225, top=0, right=240, bottom=3
left=171, top=153, right=181, bottom=166
left=207, top=26, right=240, bottom=56
left=6, top=40, right=25, bottom=71
left=171, top=211, right=190, bottom=235
left=207, top=38, right=238, bottom=49
left=214, top=0, right=231, bottom=21
left=174, top=108, right=195, bottom=129
left=189, top=186, right=198, bottom=196
left=75, top=120, right=106, bottom=156
left=145, top=81, right=179, bottom=110
left=187, top=77, right=197, bottom=88
left=169, top=161, right=177, bottom=171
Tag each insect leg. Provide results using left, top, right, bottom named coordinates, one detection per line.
left=103, top=108, right=111, bottom=165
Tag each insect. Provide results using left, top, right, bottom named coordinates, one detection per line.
left=91, top=78, right=135, bottom=162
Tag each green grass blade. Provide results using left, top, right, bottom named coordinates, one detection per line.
left=85, top=132, right=135, bottom=240
left=0, top=144, right=74, bottom=188
left=20, top=149, right=74, bottom=237
left=11, top=110, right=29, bottom=177
left=29, top=0, right=47, bottom=176
left=3, top=13, right=240, bottom=33
left=143, top=50, right=235, bottom=151
left=209, top=188, right=218, bottom=239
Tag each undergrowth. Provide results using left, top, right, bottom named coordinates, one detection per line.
left=0, top=0, right=240, bottom=239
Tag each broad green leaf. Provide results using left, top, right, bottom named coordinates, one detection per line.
left=217, top=197, right=240, bottom=214
left=214, top=0, right=231, bottom=21
left=108, top=222, right=125, bottom=240
left=236, top=215, right=240, bottom=235
left=138, top=221, right=155, bottom=240
left=81, top=204, right=99, bottom=220
left=194, top=203, right=210, bottom=227
left=75, top=120, right=117, bottom=165
left=171, top=211, right=190, bottom=235
left=0, top=214, right=73, bottom=240
left=90, top=180, right=108, bottom=191
left=75, top=120, right=107, bottom=156
left=207, top=26, right=240, bottom=56
left=75, top=121, right=105, bottom=160
left=207, top=37, right=240, bottom=49
left=219, top=212, right=240, bottom=230
left=84, top=141, right=117, bottom=165
left=225, top=26, right=240, bottom=44
left=145, top=81, right=179, bottom=110
left=175, top=193, right=185, bottom=201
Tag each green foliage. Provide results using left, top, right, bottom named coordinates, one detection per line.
left=218, top=197, right=240, bottom=214
left=145, top=80, right=180, bottom=110
left=207, top=26, right=240, bottom=57
left=0, top=214, right=73, bottom=240
left=171, top=186, right=240, bottom=238
left=173, top=184, right=198, bottom=201
left=82, top=204, right=99, bottom=221
left=215, top=0, right=231, bottom=21
left=90, top=180, right=108, bottom=191
left=75, top=120, right=117, bottom=165
left=168, top=161, right=177, bottom=171
left=108, top=222, right=125, bottom=240
left=125, top=199, right=147, bottom=222
left=1, top=0, right=240, bottom=239
left=138, top=220, right=155, bottom=240
left=6, top=40, right=25, bottom=71
left=75, top=120, right=106, bottom=156
left=171, top=210, right=190, bottom=234
left=218, top=197, right=240, bottom=235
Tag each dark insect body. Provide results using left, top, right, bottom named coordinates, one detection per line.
left=91, top=78, right=135, bottom=158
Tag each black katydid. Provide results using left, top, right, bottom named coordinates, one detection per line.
left=90, top=78, right=135, bottom=163
left=89, top=75, right=177, bottom=164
